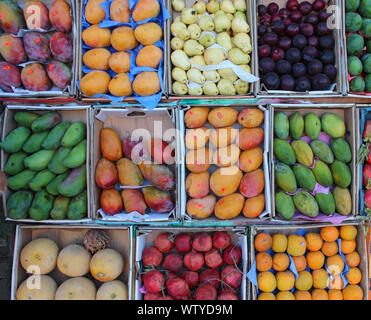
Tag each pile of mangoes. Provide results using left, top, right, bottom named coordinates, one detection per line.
left=184, top=106, right=266, bottom=220
left=80, top=0, right=164, bottom=98
left=95, top=128, right=175, bottom=216
left=273, top=110, right=352, bottom=220
left=1, top=111, right=87, bottom=220
left=0, top=0, right=73, bottom=92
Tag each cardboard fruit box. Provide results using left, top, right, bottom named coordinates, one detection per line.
left=1, top=105, right=92, bottom=223
left=11, top=224, right=133, bottom=300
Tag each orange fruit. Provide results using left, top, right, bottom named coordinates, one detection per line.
left=346, top=267, right=362, bottom=285
left=339, top=225, right=357, bottom=241
left=305, top=233, right=323, bottom=251
left=258, top=292, right=275, bottom=300
left=276, top=291, right=295, bottom=300
left=276, top=271, right=295, bottom=291
left=254, top=233, right=272, bottom=252
left=328, top=274, right=344, bottom=290
left=345, top=251, right=361, bottom=267
left=272, top=253, right=290, bottom=271
left=294, top=291, right=311, bottom=300
left=327, top=254, right=345, bottom=275
left=292, top=255, right=307, bottom=272
left=328, top=289, right=343, bottom=300
left=321, top=241, right=338, bottom=257
left=312, top=268, right=330, bottom=289
left=312, top=289, right=329, bottom=300
left=287, top=234, right=306, bottom=257
left=256, top=252, right=273, bottom=272
left=343, top=284, right=363, bottom=300
left=272, top=234, right=288, bottom=253
left=341, top=240, right=356, bottom=254
left=295, top=271, right=313, bottom=291
left=306, top=251, right=325, bottom=270
left=320, top=226, right=339, bottom=242
left=257, top=271, right=276, bottom=293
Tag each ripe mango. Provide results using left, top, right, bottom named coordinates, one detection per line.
left=239, top=127, right=264, bottom=151
left=239, top=147, right=263, bottom=172
left=29, top=189, right=55, bottom=220
left=310, top=140, right=334, bottom=164
left=21, top=63, right=51, bottom=91
left=330, top=138, right=352, bottom=163
left=50, top=195, right=70, bottom=220
left=242, top=194, right=265, bottom=218
left=132, top=71, right=160, bottom=96
left=134, top=23, right=163, bottom=46
left=293, top=191, right=319, bottom=218
left=214, top=193, right=244, bottom=220
left=210, top=165, right=242, bottom=197
left=57, top=165, right=86, bottom=197
left=291, top=140, right=313, bottom=167
left=116, top=158, right=143, bottom=186
left=100, top=128, right=122, bottom=161
left=315, top=192, right=335, bottom=216
left=85, top=0, right=106, bottom=24
left=7, top=169, right=36, bottom=190
left=132, top=0, right=160, bottom=22
left=4, top=151, right=27, bottom=175
left=275, top=162, right=297, bottom=194
left=274, top=111, right=289, bottom=139
left=49, top=0, right=72, bottom=32
left=108, top=73, right=132, bottom=97
left=31, top=112, right=61, bottom=132
left=23, top=32, right=51, bottom=63
left=14, top=111, right=39, bottom=128
left=0, top=126, right=31, bottom=153
left=209, top=126, right=238, bottom=148
left=24, top=149, right=56, bottom=171
left=110, top=0, right=130, bottom=23
left=304, top=113, right=321, bottom=140
left=23, top=0, right=50, bottom=30
left=184, top=107, right=209, bottom=129
left=213, top=144, right=240, bottom=167
left=48, top=147, right=71, bottom=174
left=289, top=112, right=304, bottom=140
left=208, top=107, right=238, bottom=128
left=67, top=191, right=87, bottom=220
left=80, top=71, right=110, bottom=96
left=83, top=48, right=111, bottom=70
left=274, top=138, right=296, bottom=166
left=109, top=51, right=130, bottom=73
left=275, top=191, right=295, bottom=220
left=7, top=190, right=33, bottom=219
left=121, top=189, right=147, bottom=215
left=321, top=113, right=346, bottom=138
left=237, top=108, right=264, bottom=128
left=49, top=32, right=73, bottom=62
left=22, top=131, right=48, bottom=153
left=82, top=25, right=111, bottom=48
left=46, top=171, right=69, bottom=195
left=138, top=162, right=175, bottom=191
left=185, top=127, right=210, bottom=149
left=333, top=186, right=352, bottom=215
left=0, top=62, right=21, bottom=92
left=185, top=147, right=212, bottom=173
left=0, top=0, right=25, bottom=34
left=136, top=45, right=162, bottom=69
left=185, top=171, right=209, bottom=198
left=61, top=122, right=86, bottom=148
left=111, top=26, right=137, bottom=51
left=186, top=194, right=216, bottom=219
left=29, top=169, right=56, bottom=191
left=42, top=121, right=71, bottom=150
left=95, top=158, right=118, bottom=189
left=330, top=160, right=351, bottom=188
left=312, top=160, right=333, bottom=187
left=142, top=186, right=174, bottom=213
left=63, top=139, right=87, bottom=168
left=292, top=165, right=316, bottom=191
left=0, top=33, right=26, bottom=64
left=239, top=168, right=265, bottom=198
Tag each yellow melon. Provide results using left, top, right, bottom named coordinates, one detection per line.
left=55, top=277, right=96, bottom=300
left=90, top=248, right=124, bottom=282
left=16, top=275, right=57, bottom=300
left=96, top=280, right=128, bottom=300
left=57, top=244, right=91, bottom=277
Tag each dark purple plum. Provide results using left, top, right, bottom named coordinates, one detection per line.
left=278, top=36, right=292, bottom=50
left=286, top=0, right=299, bottom=11
left=258, top=25, right=268, bottom=36
left=301, top=23, right=314, bottom=37
left=263, top=72, right=280, bottom=90
left=271, top=48, right=285, bottom=61
left=279, top=8, right=290, bottom=18
left=292, top=34, right=307, bottom=49
left=308, top=36, right=319, bottom=48
left=272, top=20, right=286, bottom=35
left=313, top=0, right=325, bottom=11
left=307, top=59, right=323, bottom=75
left=319, top=35, right=334, bottom=49
left=258, top=38, right=264, bottom=46
left=295, top=76, right=311, bottom=91
left=316, top=21, right=330, bottom=35
left=276, top=59, right=292, bottom=74
left=267, top=3, right=279, bottom=15
left=271, top=14, right=282, bottom=22
left=302, top=46, right=318, bottom=62
left=292, top=62, right=306, bottom=78
left=259, top=57, right=275, bottom=73
left=280, top=74, right=295, bottom=90
left=311, top=73, right=330, bottom=90
left=320, top=50, right=335, bottom=64
left=318, top=9, right=331, bottom=21
left=285, top=47, right=301, bottom=64
left=283, top=17, right=293, bottom=25
left=290, top=10, right=303, bottom=22
left=299, top=1, right=312, bottom=15
left=260, top=14, right=271, bottom=25
left=305, top=13, right=319, bottom=25
left=286, top=23, right=300, bottom=37
left=323, top=64, right=337, bottom=80
left=258, top=4, right=267, bottom=16
left=263, top=32, right=279, bottom=46
left=259, top=44, right=271, bottom=58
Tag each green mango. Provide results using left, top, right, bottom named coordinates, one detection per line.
left=0, top=127, right=31, bottom=153
left=315, top=192, right=335, bottom=216
left=275, top=162, right=297, bottom=194
left=359, top=0, right=371, bottom=18
left=312, top=160, right=333, bottom=187
left=291, top=140, right=314, bottom=167
left=67, top=191, right=87, bottom=220
left=41, top=121, right=71, bottom=150
left=346, top=0, right=360, bottom=11
left=275, top=191, right=295, bottom=220
left=289, top=112, right=304, bottom=140
left=7, top=169, right=36, bottom=190
left=273, top=138, right=296, bottom=165
left=350, top=76, right=366, bottom=92
left=346, top=12, right=362, bottom=32
left=62, top=139, right=87, bottom=168
left=7, top=191, right=33, bottom=219
left=48, top=147, right=71, bottom=174
left=24, top=149, right=56, bottom=171
left=28, top=169, right=56, bottom=192
left=333, top=187, right=352, bottom=215
left=274, top=111, right=289, bottom=139
left=14, top=111, right=39, bottom=128
left=293, top=191, right=319, bottom=218
left=29, top=190, right=55, bottom=221
left=304, top=113, right=321, bottom=140
left=310, top=140, right=334, bottom=164
left=58, top=165, right=86, bottom=197
left=347, top=33, right=365, bottom=56
left=293, top=165, right=316, bottom=191
left=321, top=113, right=346, bottom=138
left=61, top=122, right=86, bottom=148
left=348, top=56, right=363, bottom=76
left=0, top=0, right=25, bottom=34
left=330, top=160, right=351, bottom=188
left=46, top=171, right=70, bottom=195
left=4, top=151, right=27, bottom=175
left=22, top=131, right=48, bottom=154
left=50, top=195, right=70, bottom=220
left=330, top=138, right=352, bottom=163
left=31, top=112, right=61, bottom=132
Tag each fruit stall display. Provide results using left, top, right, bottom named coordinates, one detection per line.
left=248, top=223, right=368, bottom=300
left=271, top=105, right=356, bottom=221
left=134, top=227, right=247, bottom=300
left=0, top=0, right=76, bottom=96
left=180, top=105, right=271, bottom=223
left=345, top=0, right=371, bottom=94
left=79, top=0, right=169, bottom=108
left=168, top=0, right=259, bottom=96
left=91, top=106, right=178, bottom=223
left=12, top=225, right=132, bottom=300
left=256, top=0, right=342, bottom=94
left=0, top=106, right=90, bottom=222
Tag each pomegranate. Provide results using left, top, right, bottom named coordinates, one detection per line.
left=166, top=277, right=190, bottom=298
left=194, top=283, right=217, bottom=300
left=142, top=247, right=163, bottom=267
left=221, top=265, right=242, bottom=289
left=180, top=271, right=199, bottom=289
left=205, top=248, right=223, bottom=269
left=212, top=231, right=232, bottom=249
left=142, top=270, right=165, bottom=293
left=184, top=250, right=205, bottom=271
left=163, top=253, right=183, bottom=273
left=192, top=232, right=212, bottom=252
left=174, top=233, right=192, bottom=253
left=200, top=269, right=220, bottom=288
left=223, top=245, right=242, bottom=265
left=155, top=232, right=174, bottom=253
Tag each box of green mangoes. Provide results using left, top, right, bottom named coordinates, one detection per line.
left=0, top=105, right=92, bottom=223
left=0, top=0, right=79, bottom=97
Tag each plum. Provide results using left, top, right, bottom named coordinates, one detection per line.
left=155, top=232, right=174, bottom=253
left=302, top=46, right=318, bottom=62
left=283, top=17, right=292, bottom=25
left=200, top=269, right=220, bottom=288
left=271, top=48, right=285, bottom=61
left=204, top=248, right=223, bottom=269
left=323, top=64, right=337, bottom=80
left=212, top=231, right=231, bottom=249
left=285, top=47, right=301, bottom=64
left=278, top=36, right=292, bottom=50
left=313, top=0, right=325, bottom=11
left=301, top=23, right=314, bottom=37
left=23, top=32, right=51, bottom=63
left=319, top=35, right=334, bottom=49
left=271, top=20, right=285, bottom=35
left=263, top=72, right=280, bottom=89
left=263, top=32, right=278, bottom=46
left=271, top=14, right=282, bottom=22
left=258, top=4, right=267, bottom=16
left=258, top=24, right=268, bottom=36
left=142, top=270, right=165, bottom=293
left=307, top=59, right=323, bottom=75
left=319, top=9, right=331, bottom=21
left=267, top=3, right=279, bottom=15
left=305, top=13, right=319, bottom=25
left=180, top=271, right=199, bottom=289
left=295, top=76, right=311, bottom=91
left=163, top=253, right=183, bottom=273
left=0, top=62, right=21, bottom=92
left=276, top=59, right=292, bottom=74
left=166, top=277, right=190, bottom=298
left=320, top=50, right=335, bottom=64
left=259, top=44, right=271, bottom=58
left=192, top=232, right=212, bottom=252
left=142, top=247, right=163, bottom=267
left=194, top=283, right=217, bottom=300
left=221, top=266, right=242, bottom=289
left=308, top=36, right=319, bottom=48
left=259, top=57, right=275, bottom=73
left=292, top=34, right=307, bottom=49
left=49, top=32, right=73, bottom=62
left=286, top=0, right=299, bottom=11
left=260, top=14, right=271, bottom=26
left=290, top=10, right=302, bottom=22
left=286, top=23, right=300, bottom=37
left=280, top=74, right=295, bottom=90
left=184, top=250, right=204, bottom=271
left=279, top=8, right=290, bottom=18
left=174, top=233, right=192, bottom=253
left=311, top=73, right=330, bottom=90
left=316, top=21, right=330, bottom=36
left=299, top=1, right=312, bottom=15
left=292, top=62, right=306, bottom=77
left=223, top=245, right=242, bottom=265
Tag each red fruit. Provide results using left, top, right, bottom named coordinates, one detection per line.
left=301, top=23, right=314, bottom=37
left=290, top=10, right=302, bottom=22
left=142, top=247, right=163, bottom=267
left=259, top=44, right=271, bottom=58
left=212, top=231, right=232, bottom=249
left=205, top=248, right=223, bottom=269
left=166, top=272, right=177, bottom=280
left=163, top=253, right=183, bottom=273
left=158, top=295, right=174, bottom=300
left=260, top=13, right=271, bottom=25
left=166, top=277, right=190, bottom=298
left=122, top=136, right=148, bottom=162
left=184, top=250, right=204, bottom=271
left=180, top=271, right=199, bottom=289
left=367, top=145, right=371, bottom=164
left=192, top=232, right=212, bottom=252
left=286, top=0, right=299, bottom=11
left=267, top=3, right=279, bottom=15
left=150, top=138, right=175, bottom=165
left=144, top=292, right=161, bottom=300
left=271, top=48, right=285, bottom=61
left=278, top=36, right=292, bottom=50
left=200, top=269, right=220, bottom=288
left=363, top=121, right=371, bottom=141
left=279, top=8, right=290, bottom=17
left=271, top=14, right=281, bottom=22
left=299, top=1, right=312, bottom=15
left=363, top=164, right=371, bottom=186
left=313, top=0, right=325, bottom=11
left=194, top=283, right=217, bottom=300
left=223, top=245, right=242, bottom=265
left=218, top=292, right=239, bottom=300
left=142, top=270, right=165, bottom=293
left=174, top=233, right=192, bottom=253
left=286, top=23, right=300, bottom=37
left=221, top=266, right=242, bottom=289
left=283, top=17, right=292, bottom=25
left=365, top=189, right=371, bottom=209
left=155, top=232, right=174, bottom=253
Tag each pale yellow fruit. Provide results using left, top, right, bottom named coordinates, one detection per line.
left=90, top=248, right=124, bottom=282
left=16, top=275, right=57, bottom=300
left=57, top=244, right=91, bottom=277
left=96, top=280, right=128, bottom=300
left=55, top=277, right=96, bottom=300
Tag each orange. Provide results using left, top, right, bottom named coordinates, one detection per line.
left=306, top=251, right=325, bottom=270
left=321, top=241, right=338, bottom=257
left=295, top=271, right=313, bottom=291
left=341, top=240, right=356, bottom=254
left=292, top=255, right=307, bottom=272
left=345, top=251, right=361, bottom=267
left=254, top=233, right=272, bottom=252
left=276, top=271, right=295, bottom=291
left=294, top=291, right=311, bottom=300
left=327, top=254, right=345, bottom=275
left=312, top=269, right=330, bottom=289
left=339, top=225, right=357, bottom=241
left=328, top=274, right=344, bottom=290
left=257, top=271, right=276, bottom=293
left=312, top=289, right=328, bottom=300
left=258, top=292, right=275, bottom=300
left=276, top=291, right=295, bottom=300
left=272, top=253, right=290, bottom=271
left=305, top=233, right=323, bottom=251
left=328, top=289, right=343, bottom=300
left=256, top=252, right=272, bottom=272
left=320, top=226, right=339, bottom=242
left=272, top=234, right=288, bottom=253
left=342, top=284, right=363, bottom=300
left=346, top=267, right=362, bottom=285
left=287, top=234, right=306, bottom=257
